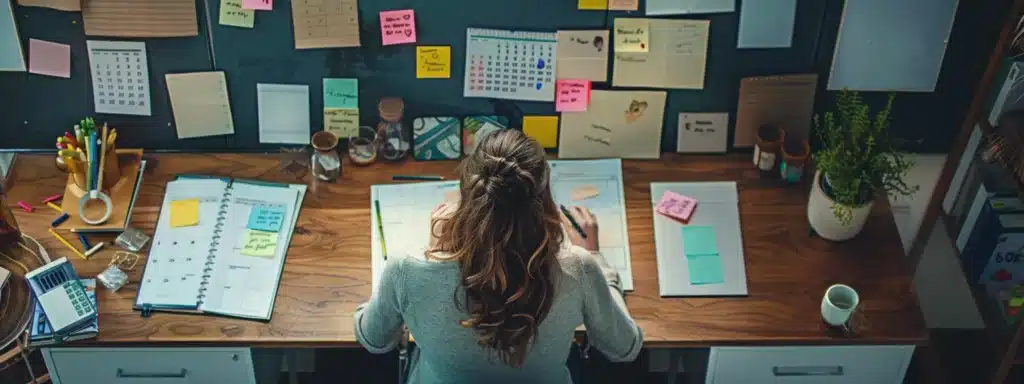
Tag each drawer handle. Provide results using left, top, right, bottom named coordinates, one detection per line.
left=772, top=366, right=844, bottom=377
left=116, top=368, right=188, bottom=379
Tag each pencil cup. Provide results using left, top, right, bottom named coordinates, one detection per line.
left=70, top=146, right=121, bottom=191
left=821, top=284, right=859, bottom=327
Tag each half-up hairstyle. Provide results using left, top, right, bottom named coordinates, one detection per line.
left=429, top=129, right=563, bottom=367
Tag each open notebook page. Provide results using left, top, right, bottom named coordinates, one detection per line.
left=199, top=182, right=304, bottom=320
left=136, top=178, right=230, bottom=309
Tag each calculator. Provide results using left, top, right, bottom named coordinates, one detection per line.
left=26, top=258, right=96, bottom=335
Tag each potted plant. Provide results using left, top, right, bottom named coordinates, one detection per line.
left=807, top=90, right=918, bottom=241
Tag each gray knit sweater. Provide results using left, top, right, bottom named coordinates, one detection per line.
left=354, top=245, right=643, bottom=383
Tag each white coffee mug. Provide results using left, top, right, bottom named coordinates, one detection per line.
left=821, top=284, right=859, bottom=326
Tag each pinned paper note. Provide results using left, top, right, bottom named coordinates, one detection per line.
left=323, top=78, right=358, bottom=109
left=169, top=199, right=200, bottom=228
left=609, top=0, right=638, bottom=10
left=578, top=0, right=608, bottom=10
left=241, top=229, right=278, bottom=257
left=324, top=108, right=359, bottom=138
left=380, top=9, right=416, bottom=45
left=292, top=0, right=360, bottom=49
left=556, top=80, right=591, bottom=112
left=682, top=225, right=717, bottom=256
left=523, top=116, right=559, bottom=149
left=615, top=19, right=649, bottom=52
left=243, top=0, right=271, bottom=10
left=687, top=253, right=724, bottom=285
left=556, top=30, right=610, bottom=82
left=417, top=46, right=451, bottom=79
left=219, top=0, right=254, bottom=28
left=571, top=185, right=600, bottom=201
left=28, top=39, right=71, bottom=78
left=166, top=71, right=235, bottom=139
left=248, top=205, right=285, bottom=232
left=657, top=190, right=697, bottom=221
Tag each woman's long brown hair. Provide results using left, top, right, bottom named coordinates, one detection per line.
left=429, top=129, right=563, bottom=367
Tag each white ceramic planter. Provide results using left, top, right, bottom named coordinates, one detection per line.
left=807, top=171, right=874, bottom=241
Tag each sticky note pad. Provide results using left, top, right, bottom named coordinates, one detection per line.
left=241, top=229, right=278, bottom=257
left=578, top=0, right=608, bottom=10
left=169, top=199, right=200, bottom=228
left=324, top=108, right=359, bottom=138
left=687, top=253, right=724, bottom=285
left=28, top=39, right=71, bottom=78
left=556, top=80, right=590, bottom=112
left=523, top=116, right=559, bottom=148
left=615, top=19, right=649, bottom=53
left=380, top=9, right=417, bottom=45
left=656, top=191, right=697, bottom=221
left=323, top=78, right=358, bottom=109
left=248, top=205, right=285, bottom=232
left=682, top=225, right=718, bottom=256
left=242, top=0, right=271, bottom=10
left=1012, top=297, right=1024, bottom=307
left=219, top=0, right=254, bottom=28
left=417, top=46, right=451, bottom=79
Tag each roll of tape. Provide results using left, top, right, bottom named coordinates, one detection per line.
left=78, top=190, right=113, bottom=225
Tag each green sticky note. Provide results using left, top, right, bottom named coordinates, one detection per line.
left=323, top=78, right=358, bottom=109
left=240, top=229, right=278, bottom=258
left=687, top=253, right=724, bottom=285
left=682, top=225, right=718, bottom=256
left=1011, top=297, right=1024, bottom=307
left=218, top=0, right=254, bottom=28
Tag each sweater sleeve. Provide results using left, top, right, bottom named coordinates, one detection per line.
left=577, top=248, right=643, bottom=362
left=354, top=258, right=406, bottom=354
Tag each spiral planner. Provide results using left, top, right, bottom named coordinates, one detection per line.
left=134, top=176, right=306, bottom=321
left=463, top=28, right=558, bottom=102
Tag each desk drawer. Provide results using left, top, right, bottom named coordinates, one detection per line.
left=44, top=347, right=254, bottom=384
left=706, top=345, right=914, bottom=384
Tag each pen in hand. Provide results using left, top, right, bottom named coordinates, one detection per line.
left=559, top=205, right=588, bottom=239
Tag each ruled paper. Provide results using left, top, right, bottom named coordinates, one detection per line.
left=291, top=0, right=361, bottom=49
left=82, top=0, right=198, bottom=37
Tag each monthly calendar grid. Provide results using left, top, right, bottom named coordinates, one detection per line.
left=86, top=40, right=152, bottom=116
left=464, top=28, right=558, bottom=102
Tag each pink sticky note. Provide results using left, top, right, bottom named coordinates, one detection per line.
left=656, top=191, right=697, bottom=221
left=556, top=80, right=591, bottom=112
left=242, top=0, right=271, bottom=10
left=28, top=39, right=71, bottom=79
left=380, top=10, right=417, bottom=45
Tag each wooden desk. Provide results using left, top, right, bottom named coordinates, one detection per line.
left=4, top=153, right=927, bottom=348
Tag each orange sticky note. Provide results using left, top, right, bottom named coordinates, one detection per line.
left=571, top=185, right=600, bottom=201
left=523, top=116, right=559, bottom=149
left=556, top=80, right=591, bottom=112
left=169, top=199, right=200, bottom=228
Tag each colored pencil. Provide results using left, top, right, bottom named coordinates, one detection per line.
left=48, top=228, right=87, bottom=260
left=375, top=200, right=388, bottom=260
left=559, top=205, right=588, bottom=239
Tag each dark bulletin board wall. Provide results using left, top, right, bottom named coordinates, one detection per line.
left=0, top=0, right=1010, bottom=152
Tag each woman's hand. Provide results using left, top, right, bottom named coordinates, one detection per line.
left=560, top=206, right=599, bottom=252
left=428, top=202, right=453, bottom=249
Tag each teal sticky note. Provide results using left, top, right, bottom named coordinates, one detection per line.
left=687, top=253, right=724, bottom=285
left=247, top=205, right=286, bottom=232
left=682, top=225, right=718, bottom=256
left=323, top=78, right=358, bottom=109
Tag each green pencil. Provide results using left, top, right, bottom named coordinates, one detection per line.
left=374, top=200, right=388, bottom=260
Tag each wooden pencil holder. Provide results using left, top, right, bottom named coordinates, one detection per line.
left=70, top=145, right=120, bottom=192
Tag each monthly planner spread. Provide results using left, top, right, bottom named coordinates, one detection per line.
left=464, top=28, right=558, bottom=102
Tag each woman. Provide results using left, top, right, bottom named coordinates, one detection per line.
left=355, top=129, right=642, bottom=383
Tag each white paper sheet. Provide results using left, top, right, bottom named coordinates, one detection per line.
left=0, top=0, right=25, bottom=72
left=737, top=0, right=796, bottom=48
left=556, top=30, right=610, bottom=82
left=612, top=19, right=709, bottom=89
left=86, top=40, right=152, bottom=116
left=646, top=0, right=733, bottom=15
left=464, top=28, right=558, bottom=102
left=257, top=83, right=311, bottom=144
left=166, top=71, right=235, bottom=139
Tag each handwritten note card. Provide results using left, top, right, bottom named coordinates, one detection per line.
left=379, top=9, right=416, bottom=45
left=28, top=39, right=70, bottom=78
left=657, top=191, right=697, bottom=221
left=324, top=108, right=359, bottom=138
left=169, top=199, right=200, bottom=228
left=556, top=80, right=591, bottom=112
left=219, top=0, right=254, bottom=28
left=243, top=0, right=271, bottom=10
left=248, top=205, right=285, bottom=232
left=615, top=19, right=649, bottom=53
left=241, top=229, right=278, bottom=257
left=677, top=112, right=728, bottom=153
left=416, top=46, right=451, bottom=78
left=612, top=19, right=710, bottom=89
left=323, top=78, right=357, bottom=109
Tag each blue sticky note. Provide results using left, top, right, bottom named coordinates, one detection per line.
left=247, top=205, right=286, bottom=232
left=323, top=78, right=358, bottom=109
left=687, top=253, right=724, bottom=285
left=682, top=225, right=718, bottom=256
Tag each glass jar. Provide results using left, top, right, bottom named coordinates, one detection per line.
left=349, top=126, right=380, bottom=166
left=377, top=97, right=409, bottom=161
left=311, top=131, right=342, bottom=182
left=0, top=185, right=22, bottom=249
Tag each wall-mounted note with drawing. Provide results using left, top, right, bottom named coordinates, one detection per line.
left=292, top=0, right=360, bottom=49
left=677, top=112, right=727, bottom=153
left=556, top=30, right=609, bottom=82
left=416, top=46, right=451, bottom=78
left=734, top=74, right=817, bottom=147
left=613, top=19, right=709, bottom=89
left=219, top=0, right=254, bottom=28
left=166, top=71, right=235, bottom=139
left=379, top=9, right=416, bottom=45
left=82, top=0, right=198, bottom=37
left=559, top=90, right=666, bottom=159
left=614, top=19, right=649, bottom=53
left=556, top=80, right=591, bottom=112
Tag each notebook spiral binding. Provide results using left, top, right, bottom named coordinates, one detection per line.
left=196, top=185, right=233, bottom=306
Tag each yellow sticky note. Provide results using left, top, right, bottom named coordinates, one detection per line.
left=578, top=0, right=608, bottom=10
left=240, top=229, right=278, bottom=258
left=219, top=0, right=254, bottom=28
left=417, top=46, right=451, bottom=79
left=523, top=116, right=559, bottom=149
left=324, top=108, right=359, bottom=138
left=1012, top=297, right=1024, bottom=307
left=169, top=199, right=200, bottom=228
left=615, top=19, right=649, bottom=53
